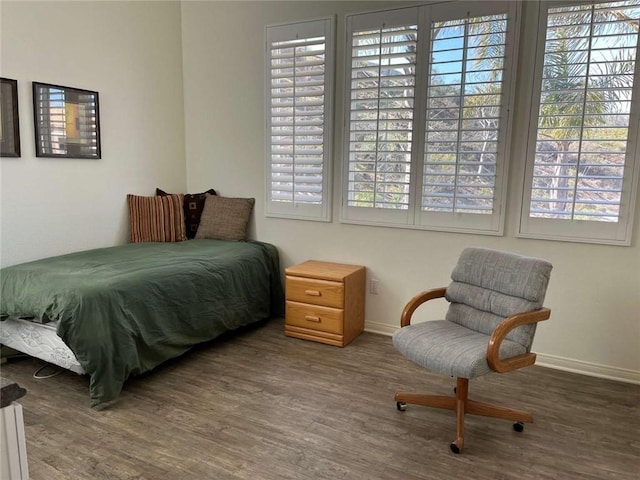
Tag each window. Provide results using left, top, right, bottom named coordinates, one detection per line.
left=519, top=0, right=640, bottom=245
left=265, top=18, right=335, bottom=221
left=346, top=13, right=417, bottom=221
left=342, top=3, right=519, bottom=234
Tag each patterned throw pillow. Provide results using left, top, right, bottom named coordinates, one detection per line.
left=156, top=188, right=217, bottom=239
left=127, top=194, right=186, bottom=243
left=195, top=195, right=255, bottom=241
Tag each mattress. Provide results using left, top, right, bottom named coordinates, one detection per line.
left=0, top=317, right=84, bottom=374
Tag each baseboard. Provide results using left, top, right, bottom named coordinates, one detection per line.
left=364, top=320, right=397, bottom=337
left=535, top=353, right=640, bottom=385
left=364, top=321, right=640, bottom=385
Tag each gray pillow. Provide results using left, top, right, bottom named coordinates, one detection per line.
left=195, top=195, right=255, bottom=241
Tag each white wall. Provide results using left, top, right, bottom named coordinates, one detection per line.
left=181, top=1, right=640, bottom=381
left=0, top=1, right=186, bottom=267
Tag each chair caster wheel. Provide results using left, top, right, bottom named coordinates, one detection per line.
left=450, top=442, right=461, bottom=454
left=513, top=422, right=524, bottom=432
left=396, top=402, right=407, bottom=411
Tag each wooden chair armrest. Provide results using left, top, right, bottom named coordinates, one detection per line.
left=400, top=287, right=447, bottom=327
left=487, top=308, right=551, bottom=373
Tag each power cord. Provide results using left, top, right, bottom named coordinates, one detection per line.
left=33, top=363, right=63, bottom=379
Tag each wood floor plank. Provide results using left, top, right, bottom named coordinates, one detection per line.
left=1, top=318, right=638, bottom=480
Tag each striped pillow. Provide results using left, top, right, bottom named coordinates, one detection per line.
left=127, top=194, right=186, bottom=243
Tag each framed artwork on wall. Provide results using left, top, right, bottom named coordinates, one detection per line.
left=0, top=77, right=21, bottom=157
left=32, top=82, right=101, bottom=159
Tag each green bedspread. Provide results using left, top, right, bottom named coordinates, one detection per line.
left=0, top=240, right=284, bottom=406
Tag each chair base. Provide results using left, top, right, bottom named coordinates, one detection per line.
left=395, top=378, right=533, bottom=453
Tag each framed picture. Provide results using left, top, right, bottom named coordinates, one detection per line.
left=0, top=78, right=21, bottom=157
left=32, top=82, right=101, bottom=159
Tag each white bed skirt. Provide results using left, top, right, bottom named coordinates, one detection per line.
left=0, top=317, right=85, bottom=374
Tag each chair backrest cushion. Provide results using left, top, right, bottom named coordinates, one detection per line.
left=445, top=248, right=552, bottom=348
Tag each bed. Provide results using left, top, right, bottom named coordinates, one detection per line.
left=0, top=239, right=284, bottom=406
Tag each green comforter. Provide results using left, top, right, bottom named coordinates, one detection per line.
left=0, top=240, right=284, bottom=406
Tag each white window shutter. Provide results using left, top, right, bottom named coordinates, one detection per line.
left=415, top=2, right=518, bottom=234
left=342, top=3, right=518, bottom=234
left=342, top=8, right=420, bottom=226
left=422, top=15, right=507, bottom=215
left=265, top=18, right=334, bottom=221
left=347, top=24, right=418, bottom=210
left=519, top=0, right=640, bottom=245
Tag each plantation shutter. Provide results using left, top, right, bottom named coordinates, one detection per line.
left=342, top=3, right=517, bottom=233
left=265, top=18, right=334, bottom=221
left=519, top=0, right=640, bottom=245
left=416, top=2, right=517, bottom=233
left=343, top=8, right=419, bottom=225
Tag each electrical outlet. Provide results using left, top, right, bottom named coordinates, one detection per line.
left=370, top=278, right=379, bottom=295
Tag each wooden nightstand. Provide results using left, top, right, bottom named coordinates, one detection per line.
left=285, top=260, right=365, bottom=347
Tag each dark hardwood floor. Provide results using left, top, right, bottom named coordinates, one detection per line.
left=1, top=318, right=638, bottom=480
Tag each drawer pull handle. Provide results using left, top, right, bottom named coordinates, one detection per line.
left=304, top=290, right=321, bottom=297
left=305, top=315, right=321, bottom=323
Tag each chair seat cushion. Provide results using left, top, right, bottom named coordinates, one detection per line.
left=392, top=320, right=527, bottom=379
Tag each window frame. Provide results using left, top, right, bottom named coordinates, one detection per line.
left=517, top=0, right=640, bottom=246
left=340, top=2, right=521, bottom=236
left=264, top=17, right=335, bottom=222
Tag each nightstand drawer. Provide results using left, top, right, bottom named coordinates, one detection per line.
left=286, top=301, right=344, bottom=335
left=285, top=276, right=344, bottom=308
